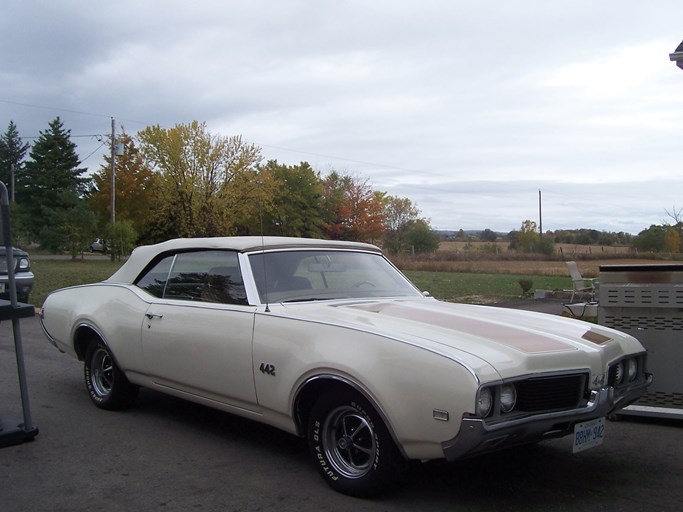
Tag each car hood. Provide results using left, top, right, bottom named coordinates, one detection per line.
left=274, top=298, right=644, bottom=381
left=0, top=247, right=28, bottom=257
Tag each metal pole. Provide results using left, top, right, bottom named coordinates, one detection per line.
left=110, top=117, right=115, bottom=225
left=0, top=182, right=34, bottom=431
left=10, top=162, right=15, bottom=203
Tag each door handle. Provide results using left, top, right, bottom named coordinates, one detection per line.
left=145, top=312, right=163, bottom=320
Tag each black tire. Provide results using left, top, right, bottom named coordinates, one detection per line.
left=307, top=389, right=402, bottom=497
left=84, top=341, right=138, bottom=410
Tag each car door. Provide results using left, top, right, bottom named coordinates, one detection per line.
left=137, top=250, right=258, bottom=411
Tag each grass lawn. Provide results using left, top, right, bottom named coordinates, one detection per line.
left=404, top=270, right=572, bottom=303
left=31, top=259, right=124, bottom=307
left=28, top=258, right=572, bottom=307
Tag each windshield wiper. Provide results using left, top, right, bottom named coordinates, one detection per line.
left=281, top=296, right=348, bottom=303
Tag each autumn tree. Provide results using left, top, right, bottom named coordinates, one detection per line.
left=382, top=195, right=421, bottom=254
left=89, top=131, right=157, bottom=237
left=137, top=122, right=272, bottom=239
left=321, top=172, right=385, bottom=242
left=634, top=225, right=681, bottom=253
left=508, top=220, right=554, bottom=255
left=0, top=121, right=30, bottom=200
left=257, top=160, right=325, bottom=237
left=16, top=117, right=89, bottom=247
left=664, top=227, right=681, bottom=253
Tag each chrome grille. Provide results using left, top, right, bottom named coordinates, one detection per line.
left=515, top=374, right=587, bottom=412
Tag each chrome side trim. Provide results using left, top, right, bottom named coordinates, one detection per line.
left=72, top=322, right=117, bottom=363
left=38, top=309, right=61, bottom=351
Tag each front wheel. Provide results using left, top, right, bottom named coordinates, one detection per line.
left=307, top=389, right=401, bottom=497
left=84, top=341, right=138, bottom=410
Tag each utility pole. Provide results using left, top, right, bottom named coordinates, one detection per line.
left=110, top=117, right=115, bottom=225
left=538, top=189, right=543, bottom=235
left=10, top=162, right=14, bottom=203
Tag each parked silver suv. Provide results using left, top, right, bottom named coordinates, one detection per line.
left=0, top=247, right=34, bottom=303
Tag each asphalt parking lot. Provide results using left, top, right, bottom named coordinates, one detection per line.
left=1, top=309, right=682, bottom=511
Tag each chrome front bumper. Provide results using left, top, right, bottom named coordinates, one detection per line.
left=442, top=373, right=652, bottom=461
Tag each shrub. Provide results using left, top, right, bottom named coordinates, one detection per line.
left=518, top=278, right=533, bottom=296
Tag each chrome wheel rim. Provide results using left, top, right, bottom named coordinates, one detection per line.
left=322, top=405, right=377, bottom=479
left=91, top=347, right=113, bottom=397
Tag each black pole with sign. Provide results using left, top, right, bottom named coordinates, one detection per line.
left=0, top=181, right=38, bottom=447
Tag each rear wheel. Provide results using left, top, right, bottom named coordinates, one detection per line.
left=307, top=389, right=401, bottom=497
left=84, top=341, right=138, bottom=410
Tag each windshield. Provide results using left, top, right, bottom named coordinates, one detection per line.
left=249, top=249, right=423, bottom=303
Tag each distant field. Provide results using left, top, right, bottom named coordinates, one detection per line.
left=439, top=241, right=634, bottom=257
left=394, top=258, right=660, bottom=279
left=28, top=250, right=665, bottom=307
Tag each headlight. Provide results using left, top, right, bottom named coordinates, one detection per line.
left=500, top=383, right=517, bottom=413
left=477, top=387, right=493, bottom=418
left=627, top=358, right=638, bottom=382
left=17, top=257, right=30, bottom=270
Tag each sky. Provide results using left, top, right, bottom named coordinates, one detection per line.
left=2, top=1, right=683, bottom=235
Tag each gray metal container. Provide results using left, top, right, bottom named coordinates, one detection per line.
left=598, top=264, right=683, bottom=418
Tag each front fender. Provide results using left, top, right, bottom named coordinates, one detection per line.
left=252, top=310, right=490, bottom=460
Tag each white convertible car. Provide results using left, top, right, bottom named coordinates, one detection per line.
left=41, top=237, right=651, bottom=496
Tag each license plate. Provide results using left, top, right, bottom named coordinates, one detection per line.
left=573, top=417, right=606, bottom=453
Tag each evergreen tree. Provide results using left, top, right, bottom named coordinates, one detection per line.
left=0, top=121, right=30, bottom=199
left=45, top=200, right=98, bottom=259
left=17, top=117, right=89, bottom=244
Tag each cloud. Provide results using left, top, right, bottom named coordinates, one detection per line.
left=2, top=1, right=683, bottom=235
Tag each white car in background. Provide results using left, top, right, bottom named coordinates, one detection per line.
left=89, top=238, right=106, bottom=253
left=40, top=237, right=651, bottom=496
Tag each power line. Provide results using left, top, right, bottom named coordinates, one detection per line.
left=2, top=98, right=426, bottom=175
left=0, top=99, right=113, bottom=120
left=81, top=141, right=108, bottom=163
left=20, top=134, right=106, bottom=140
left=0, top=99, right=149, bottom=127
